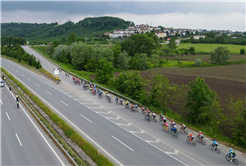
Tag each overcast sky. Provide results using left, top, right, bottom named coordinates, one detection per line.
left=1, top=0, right=245, bottom=31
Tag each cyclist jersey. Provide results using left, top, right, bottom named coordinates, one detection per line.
left=189, top=134, right=193, bottom=138
left=172, top=127, right=177, bottom=131
left=213, top=141, right=218, bottom=145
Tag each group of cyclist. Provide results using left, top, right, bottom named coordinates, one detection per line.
left=68, top=77, right=238, bottom=163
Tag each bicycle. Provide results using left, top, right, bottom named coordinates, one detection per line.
left=225, top=154, right=239, bottom=165
left=162, top=125, right=169, bottom=133
left=186, top=136, right=196, bottom=147
left=171, top=130, right=178, bottom=139
left=131, top=107, right=135, bottom=113
left=145, top=115, right=150, bottom=122
left=179, top=127, right=188, bottom=135
left=152, top=116, right=157, bottom=122
left=125, top=104, right=129, bottom=110
left=108, top=97, right=111, bottom=103
left=209, top=143, right=221, bottom=154
left=195, top=135, right=206, bottom=145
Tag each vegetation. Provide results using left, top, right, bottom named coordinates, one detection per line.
left=1, top=44, right=42, bottom=69
left=210, top=46, right=231, bottom=64
left=1, top=16, right=133, bottom=43
left=1, top=36, right=26, bottom=45
left=240, top=49, right=245, bottom=54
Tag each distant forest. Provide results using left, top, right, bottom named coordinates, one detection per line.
left=1, top=16, right=134, bottom=42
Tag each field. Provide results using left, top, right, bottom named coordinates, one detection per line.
left=177, top=43, right=246, bottom=54
left=163, top=54, right=246, bottom=63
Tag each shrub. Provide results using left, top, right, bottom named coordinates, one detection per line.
left=159, top=59, right=167, bottom=67
left=194, top=58, right=203, bottom=66
left=163, top=48, right=171, bottom=53
left=240, top=49, right=245, bottom=55
left=46, top=42, right=53, bottom=55
left=148, top=64, right=155, bottom=68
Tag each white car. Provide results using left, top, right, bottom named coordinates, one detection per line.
left=0, top=80, right=5, bottom=87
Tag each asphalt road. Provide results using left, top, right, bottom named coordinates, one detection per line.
left=0, top=82, right=70, bottom=165
left=3, top=46, right=245, bottom=165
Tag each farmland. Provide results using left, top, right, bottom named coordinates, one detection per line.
left=177, top=43, right=246, bottom=54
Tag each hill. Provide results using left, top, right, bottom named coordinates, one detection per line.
left=1, top=16, right=134, bottom=43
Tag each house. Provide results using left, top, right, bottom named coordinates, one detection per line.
left=193, top=35, right=205, bottom=39
left=231, top=37, right=237, bottom=39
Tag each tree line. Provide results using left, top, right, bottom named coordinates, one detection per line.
left=1, top=36, right=26, bottom=45
left=1, top=44, right=42, bottom=69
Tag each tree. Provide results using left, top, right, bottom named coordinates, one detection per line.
left=95, top=58, right=114, bottom=84
left=186, top=77, right=219, bottom=124
left=112, top=45, right=122, bottom=67
left=168, top=38, right=177, bottom=49
left=46, top=42, right=53, bottom=55
left=136, top=53, right=148, bottom=70
left=67, top=33, right=76, bottom=45
left=120, top=34, right=155, bottom=56
left=53, top=45, right=65, bottom=61
left=102, top=47, right=114, bottom=62
left=70, top=42, right=91, bottom=70
left=117, top=51, right=130, bottom=69
left=151, top=54, right=159, bottom=67
left=61, top=37, right=66, bottom=43
left=53, top=40, right=60, bottom=48
left=210, top=46, right=230, bottom=64
left=240, top=49, right=245, bottom=54
left=189, top=47, right=195, bottom=55
left=151, top=74, right=177, bottom=111
left=215, top=36, right=224, bottom=44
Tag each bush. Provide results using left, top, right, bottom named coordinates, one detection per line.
left=194, top=58, right=203, bottom=66
left=148, top=64, right=155, bottom=68
left=46, top=42, right=53, bottom=55
left=163, top=48, right=171, bottom=53
left=240, top=49, right=245, bottom=55
left=159, top=59, right=167, bottom=67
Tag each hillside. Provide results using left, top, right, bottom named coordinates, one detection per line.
left=1, top=16, right=134, bottom=42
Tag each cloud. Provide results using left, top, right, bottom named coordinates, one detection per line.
left=2, top=10, right=244, bottom=31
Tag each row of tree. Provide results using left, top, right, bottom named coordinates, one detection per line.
left=1, top=44, right=42, bottom=69
left=1, top=36, right=26, bottom=45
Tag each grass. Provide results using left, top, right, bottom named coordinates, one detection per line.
left=178, top=43, right=246, bottom=54
left=1, top=67, right=114, bottom=166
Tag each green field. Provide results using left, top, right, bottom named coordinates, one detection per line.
left=178, top=43, right=246, bottom=54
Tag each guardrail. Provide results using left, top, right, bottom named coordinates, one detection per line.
left=31, top=46, right=143, bottom=107
left=2, top=73, right=80, bottom=166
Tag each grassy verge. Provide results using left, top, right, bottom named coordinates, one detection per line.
left=1, top=67, right=114, bottom=166
left=1, top=55, right=58, bottom=82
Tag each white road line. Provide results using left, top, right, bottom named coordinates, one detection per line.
left=0, top=100, right=3, bottom=105
left=96, top=111, right=111, bottom=114
left=80, top=114, right=93, bottom=123
left=112, top=136, right=134, bottom=151
left=36, top=84, right=40, bottom=87
left=6, top=112, right=10, bottom=121
left=15, top=133, right=22, bottom=146
left=28, top=78, right=31, bottom=81
left=116, top=122, right=131, bottom=126
left=106, top=116, right=120, bottom=120
left=46, top=91, right=52, bottom=95
left=7, top=75, right=122, bottom=166
left=16, top=70, right=19, bottom=73
left=21, top=74, right=24, bottom=77
left=5, top=83, right=65, bottom=165
left=60, top=100, right=68, bottom=106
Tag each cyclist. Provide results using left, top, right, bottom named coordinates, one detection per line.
left=131, top=104, right=134, bottom=111
left=228, top=149, right=236, bottom=162
left=108, top=96, right=111, bottom=102
left=171, top=120, right=176, bottom=128
left=106, top=93, right=109, bottom=99
left=16, top=95, right=19, bottom=101
left=90, top=87, right=92, bottom=92
left=125, top=100, right=129, bottom=106
left=142, top=106, right=145, bottom=113
left=188, top=132, right=194, bottom=142
left=146, top=111, right=150, bottom=120
left=181, top=123, right=186, bottom=132
left=17, top=101, right=19, bottom=109
left=172, top=125, right=177, bottom=136
left=152, top=112, right=156, bottom=121
left=197, top=131, right=203, bottom=140
left=212, top=139, right=218, bottom=150
left=115, top=97, right=118, bottom=103
left=163, top=121, right=168, bottom=131
left=120, top=98, right=123, bottom=105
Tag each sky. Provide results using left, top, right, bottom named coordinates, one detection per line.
left=1, top=0, right=245, bottom=31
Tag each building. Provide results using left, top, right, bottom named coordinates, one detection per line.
left=193, top=35, right=205, bottom=39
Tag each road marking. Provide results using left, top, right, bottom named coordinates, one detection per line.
left=166, top=149, right=179, bottom=155
left=60, top=100, right=68, bottom=106
left=4, top=77, right=65, bottom=165
left=46, top=91, right=52, bottom=95
left=0, top=100, right=3, bottom=105
left=28, top=78, right=31, bottom=81
left=96, top=111, right=111, bottom=114
left=36, top=84, right=40, bottom=87
left=15, top=133, right=22, bottom=146
left=106, top=116, right=120, bottom=120
left=112, top=136, right=134, bottom=151
left=116, top=122, right=131, bottom=126
left=21, top=74, right=24, bottom=77
left=16, top=70, right=19, bottom=73
left=6, top=112, right=10, bottom=121
left=8, top=76, right=122, bottom=166
left=80, top=114, right=93, bottom=123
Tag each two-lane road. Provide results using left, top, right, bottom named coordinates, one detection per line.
left=1, top=84, right=70, bottom=165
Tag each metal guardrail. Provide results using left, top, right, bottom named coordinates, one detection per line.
left=2, top=73, right=79, bottom=166
left=31, top=46, right=143, bottom=107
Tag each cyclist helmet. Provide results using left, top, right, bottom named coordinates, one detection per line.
left=189, top=132, right=191, bottom=134
left=174, top=125, right=176, bottom=128
left=148, top=110, right=150, bottom=113
left=213, top=139, right=216, bottom=141
left=199, top=131, right=201, bottom=133
left=230, top=148, right=232, bottom=151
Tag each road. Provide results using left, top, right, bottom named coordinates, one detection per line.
left=0, top=83, right=70, bottom=165
left=3, top=46, right=245, bottom=165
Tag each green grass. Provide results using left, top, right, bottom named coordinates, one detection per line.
left=178, top=43, right=246, bottom=54
left=1, top=67, right=114, bottom=166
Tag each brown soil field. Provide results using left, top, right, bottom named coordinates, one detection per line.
left=161, top=54, right=246, bottom=63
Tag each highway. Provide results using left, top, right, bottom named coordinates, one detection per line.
left=0, top=82, right=70, bottom=165
left=2, top=46, right=245, bottom=165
